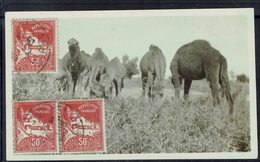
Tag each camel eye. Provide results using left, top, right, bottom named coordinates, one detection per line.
left=76, top=42, right=78, bottom=46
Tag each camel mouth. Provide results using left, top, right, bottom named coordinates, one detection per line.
left=69, top=45, right=77, bottom=50
left=69, top=46, right=78, bottom=56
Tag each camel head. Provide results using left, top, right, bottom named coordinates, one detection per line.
left=90, top=80, right=106, bottom=98
left=68, top=38, right=80, bottom=58
left=100, top=73, right=112, bottom=97
left=152, top=78, right=164, bottom=98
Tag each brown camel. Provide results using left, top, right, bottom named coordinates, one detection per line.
left=170, top=40, right=234, bottom=114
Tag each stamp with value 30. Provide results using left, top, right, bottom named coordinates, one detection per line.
left=60, top=99, right=105, bottom=153
left=13, top=101, right=57, bottom=153
left=12, top=19, right=56, bottom=72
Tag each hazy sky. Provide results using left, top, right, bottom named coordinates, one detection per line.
left=59, top=15, right=249, bottom=77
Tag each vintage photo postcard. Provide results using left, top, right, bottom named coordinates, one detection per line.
left=5, top=8, right=257, bottom=160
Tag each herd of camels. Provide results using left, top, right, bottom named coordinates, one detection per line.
left=56, top=38, right=234, bottom=114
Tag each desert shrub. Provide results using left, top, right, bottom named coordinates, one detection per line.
left=105, top=82, right=250, bottom=153
left=236, top=74, right=249, bottom=83
left=13, top=73, right=251, bottom=153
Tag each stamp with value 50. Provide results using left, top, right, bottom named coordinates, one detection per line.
left=12, top=19, right=56, bottom=72
left=60, top=99, right=105, bottom=153
left=13, top=101, right=57, bottom=153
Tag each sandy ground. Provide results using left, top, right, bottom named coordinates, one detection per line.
left=118, top=87, right=207, bottom=99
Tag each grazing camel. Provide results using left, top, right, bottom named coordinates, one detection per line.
left=170, top=40, right=233, bottom=114
left=140, top=44, right=166, bottom=98
left=100, top=56, right=139, bottom=97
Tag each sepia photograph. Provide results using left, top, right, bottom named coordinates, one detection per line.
left=5, top=9, right=257, bottom=160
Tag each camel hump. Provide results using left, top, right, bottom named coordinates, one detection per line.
left=91, top=47, right=109, bottom=67
left=81, top=50, right=91, bottom=57
left=176, top=39, right=213, bottom=57
left=93, top=48, right=105, bottom=57
left=191, top=39, right=211, bottom=48
left=149, top=44, right=163, bottom=55
left=149, top=44, right=160, bottom=51
left=149, top=44, right=157, bottom=49
left=108, top=57, right=121, bottom=69
left=111, top=57, right=120, bottom=63
left=107, top=57, right=123, bottom=72
left=95, top=47, right=102, bottom=52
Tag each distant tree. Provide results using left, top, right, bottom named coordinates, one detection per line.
left=236, top=74, right=249, bottom=83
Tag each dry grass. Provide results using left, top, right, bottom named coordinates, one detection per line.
left=13, top=73, right=250, bottom=153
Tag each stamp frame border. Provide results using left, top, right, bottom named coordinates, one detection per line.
left=11, top=18, right=58, bottom=73
left=5, top=9, right=257, bottom=160
left=12, top=100, right=60, bottom=155
left=58, top=99, right=107, bottom=154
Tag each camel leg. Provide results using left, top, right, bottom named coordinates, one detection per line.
left=148, top=86, right=152, bottom=98
left=64, top=79, right=69, bottom=92
left=207, top=75, right=220, bottom=106
left=170, top=59, right=182, bottom=98
left=171, top=73, right=182, bottom=99
left=204, top=62, right=221, bottom=106
left=147, top=72, right=154, bottom=98
left=57, top=80, right=62, bottom=92
left=225, top=89, right=234, bottom=114
left=72, top=79, right=77, bottom=97
left=184, top=79, right=192, bottom=100
left=151, top=73, right=156, bottom=99
left=118, top=79, right=122, bottom=93
left=65, top=71, right=71, bottom=93
left=113, top=79, right=119, bottom=97
left=141, top=74, right=147, bottom=96
left=171, top=76, right=181, bottom=98
left=84, top=77, right=90, bottom=90
left=109, top=82, right=113, bottom=95
left=120, top=78, right=124, bottom=90
left=84, top=71, right=92, bottom=93
left=219, top=80, right=234, bottom=114
left=77, top=74, right=83, bottom=95
left=61, top=78, right=68, bottom=92
left=209, top=81, right=220, bottom=106
left=148, top=73, right=156, bottom=98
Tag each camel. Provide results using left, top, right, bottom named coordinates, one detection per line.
left=59, top=38, right=91, bottom=96
left=140, top=44, right=166, bottom=98
left=100, top=56, right=139, bottom=97
left=170, top=40, right=233, bottom=114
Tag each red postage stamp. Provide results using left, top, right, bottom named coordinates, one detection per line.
left=12, top=19, right=56, bottom=72
left=13, top=101, right=57, bottom=153
left=60, top=99, right=105, bottom=153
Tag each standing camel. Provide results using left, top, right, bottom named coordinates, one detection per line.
left=100, top=56, right=139, bottom=97
left=60, top=38, right=91, bottom=96
left=140, top=44, right=166, bottom=98
left=170, top=40, right=233, bottom=114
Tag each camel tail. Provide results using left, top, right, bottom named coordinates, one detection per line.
left=219, top=55, right=234, bottom=114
